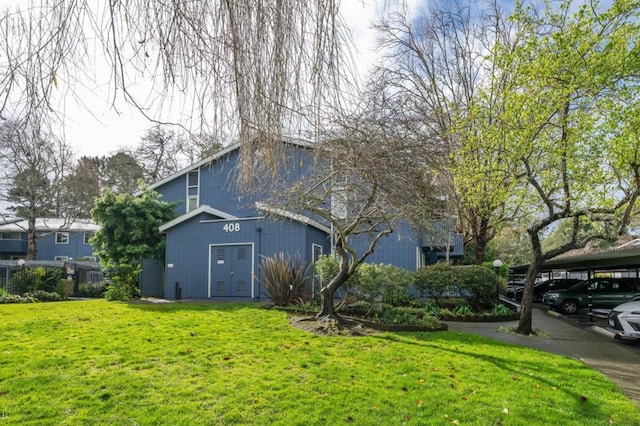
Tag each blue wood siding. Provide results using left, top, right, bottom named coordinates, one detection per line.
left=36, top=232, right=96, bottom=260
left=139, top=258, right=164, bottom=297
left=163, top=213, right=330, bottom=300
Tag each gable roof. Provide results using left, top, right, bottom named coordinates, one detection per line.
left=159, top=205, right=238, bottom=233
left=147, top=136, right=315, bottom=191
left=256, top=202, right=330, bottom=234
left=0, top=218, right=100, bottom=233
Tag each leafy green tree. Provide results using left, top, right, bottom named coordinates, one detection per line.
left=90, top=188, right=176, bottom=265
left=478, top=0, right=640, bottom=334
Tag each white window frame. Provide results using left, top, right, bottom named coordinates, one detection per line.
left=83, top=232, right=93, bottom=244
left=55, top=256, right=69, bottom=261
left=186, top=169, right=200, bottom=213
left=55, top=232, right=69, bottom=245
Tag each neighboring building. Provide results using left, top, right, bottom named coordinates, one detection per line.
left=145, top=138, right=463, bottom=300
left=0, top=218, right=99, bottom=261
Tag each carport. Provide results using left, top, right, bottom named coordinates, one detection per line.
left=510, top=245, right=640, bottom=278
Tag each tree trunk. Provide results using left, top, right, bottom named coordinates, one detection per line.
left=26, top=214, right=37, bottom=260
left=474, top=218, right=490, bottom=265
left=317, top=284, right=341, bottom=321
left=316, top=250, right=351, bottom=322
left=517, top=231, right=543, bottom=335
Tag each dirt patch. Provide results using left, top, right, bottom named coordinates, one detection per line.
left=288, top=315, right=382, bottom=336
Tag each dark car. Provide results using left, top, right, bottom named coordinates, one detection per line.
left=542, top=277, right=640, bottom=314
left=506, top=278, right=581, bottom=302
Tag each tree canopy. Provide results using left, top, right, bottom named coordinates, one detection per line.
left=470, top=0, right=640, bottom=334
left=90, top=187, right=176, bottom=265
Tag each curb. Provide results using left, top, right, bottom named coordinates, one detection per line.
left=591, top=325, right=616, bottom=339
left=546, top=310, right=563, bottom=318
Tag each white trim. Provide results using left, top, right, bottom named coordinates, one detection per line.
left=255, top=202, right=331, bottom=233
left=416, top=246, right=424, bottom=270
left=159, top=205, right=238, bottom=232
left=207, top=242, right=255, bottom=298
left=200, top=216, right=265, bottom=224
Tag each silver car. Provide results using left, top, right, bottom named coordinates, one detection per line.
left=608, top=301, right=640, bottom=340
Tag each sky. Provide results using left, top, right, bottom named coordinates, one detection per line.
left=39, top=1, right=411, bottom=159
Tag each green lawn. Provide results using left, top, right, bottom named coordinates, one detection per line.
left=0, top=300, right=638, bottom=425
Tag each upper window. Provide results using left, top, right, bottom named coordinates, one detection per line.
left=0, top=232, right=22, bottom=240
left=55, top=232, right=69, bottom=244
left=186, top=170, right=200, bottom=212
left=83, top=232, right=94, bottom=244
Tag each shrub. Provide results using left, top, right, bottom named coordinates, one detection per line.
left=40, top=268, right=64, bottom=293
left=454, top=304, right=474, bottom=316
left=414, top=263, right=456, bottom=303
left=455, top=265, right=505, bottom=310
left=9, top=267, right=45, bottom=295
left=24, top=290, right=62, bottom=302
left=372, top=305, right=441, bottom=327
left=352, top=263, right=413, bottom=308
left=77, top=282, right=107, bottom=298
left=103, top=264, right=141, bottom=301
left=491, top=304, right=512, bottom=316
left=260, top=252, right=309, bottom=306
left=415, top=263, right=506, bottom=312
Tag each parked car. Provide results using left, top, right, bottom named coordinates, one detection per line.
left=506, top=278, right=581, bottom=302
left=607, top=300, right=640, bottom=341
left=542, top=277, right=640, bottom=315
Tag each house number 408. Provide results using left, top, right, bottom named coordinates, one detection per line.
left=223, top=223, right=240, bottom=233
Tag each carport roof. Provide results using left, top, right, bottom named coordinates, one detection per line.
left=510, top=246, right=640, bottom=274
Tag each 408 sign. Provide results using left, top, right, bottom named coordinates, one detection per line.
left=223, top=223, right=241, bottom=233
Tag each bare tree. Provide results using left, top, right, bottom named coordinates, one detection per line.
left=0, top=1, right=350, bottom=186
left=374, top=0, right=518, bottom=264
left=128, top=125, right=184, bottom=183
left=0, top=118, right=74, bottom=259
left=268, top=83, right=442, bottom=321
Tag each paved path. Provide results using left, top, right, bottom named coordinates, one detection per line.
left=444, top=307, right=640, bottom=407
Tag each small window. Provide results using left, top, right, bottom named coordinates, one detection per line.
left=83, top=232, right=94, bottom=244
left=56, top=232, right=69, bottom=244
left=55, top=256, right=69, bottom=261
left=187, top=196, right=198, bottom=213
left=0, top=232, right=21, bottom=240
left=188, top=170, right=199, bottom=187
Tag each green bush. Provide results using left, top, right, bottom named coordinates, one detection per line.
left=24, top=290, right=62, bottom=302
left=103, top=264, right=141, bottom=301
left=316, top=255, right=414, bottom=309
left=9, top=267, right=45, bottom=295
left=77, top=282, right=107, bottom=298
left=40, top=268, right=64, bottom=293
left=491, top=304, right=512, bottom=316
left=414, top=263, right=455, bottom=303
left=0, top=294, right=37, bottom=304
left=455, top=265, right=505, bottom=310
left=414, top=263, right=506, bottom=311
left=372, top=305, right=441, bottom=327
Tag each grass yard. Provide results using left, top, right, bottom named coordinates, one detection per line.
left=0, top=300, right=638, bottom=425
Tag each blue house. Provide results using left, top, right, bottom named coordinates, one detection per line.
left=0, top=218, right=99, bottom=261
left=145, top=138, right=463, bottom=300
